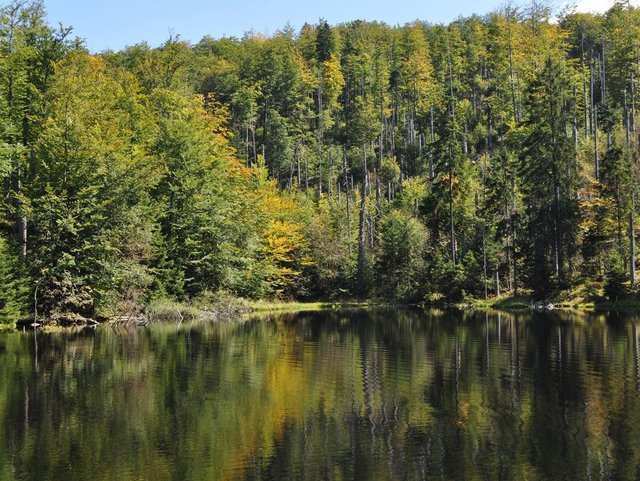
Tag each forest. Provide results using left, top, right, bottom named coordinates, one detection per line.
left=0, top=0, right=639, bottom=323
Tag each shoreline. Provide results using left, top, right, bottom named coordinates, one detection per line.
left=7, top=294, right=640, bottom=331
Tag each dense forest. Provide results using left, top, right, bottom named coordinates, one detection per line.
left=0, top=0, right=639, bottom=323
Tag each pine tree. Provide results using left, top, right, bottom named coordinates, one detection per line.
left=520, top=56, right=579, bottom=294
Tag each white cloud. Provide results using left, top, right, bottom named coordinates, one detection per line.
left=573, top=0, right=640, bottom=14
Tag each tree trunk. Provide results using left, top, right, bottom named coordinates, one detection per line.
left=512, top=172, right=518, bottom=295
left=252, top=127, right=257, bottom=166
left=552, top=177, right=560, bottom=278
left=601, top=45, right=612, bottom=150
left=317, top=148, right=323, bottom=197
left=343, top=147, right=351, bottom=254
left=594, top=106, right=599, bottom=180
left=625, top=90, right=630, bottom=147
left=508, top=31, right=518, bottom=123
left=573, top=86, right=579, bottom=168
left=317, top=83, right=324, bottom=197
left=449, top=148, right=456, bottom=266
left=632, top=100, right=637, bottom=285
left=304, top=158, right=309, bottom=192
left=632, top=73, right=636, bottom=133
left=581, top=32, right=589, bottom=135
left=376, top=134, right=382, bottom=217
left=357, top=144, right=368, bottom=292
left=590, top=58, right=595, bottom=138
left=429, top=105, right=435, bottom=180
left=296, top=142, right=301, bottom=188
left=245, top=126, right=250, bottom=166
left=288, top=159, right=293, bottom=191
left=15, top=161, right=26, bottom=257
left=631, top=205, right=636, bottom=286
left=483, top=224, right=488, bottom=300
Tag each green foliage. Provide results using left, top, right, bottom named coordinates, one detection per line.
left=605, top=264, right=629, bottom=300
left=0, top=237, right=28, bottom=323
left=427, top=251, right=467, bottom=303
left=375, top=209, right=427, bottom=301
left=519, top=56, right=580, bottom=295
left=145, top=297, right=200, bottom=322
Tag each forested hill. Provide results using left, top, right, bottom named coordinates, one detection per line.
left=0, top=1, right=638, bottom=323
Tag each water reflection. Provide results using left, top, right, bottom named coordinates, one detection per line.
left=1, top=309, right=640, bottom=480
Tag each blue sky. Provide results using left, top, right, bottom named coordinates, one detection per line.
left=43, top=0, right=620, bottom=52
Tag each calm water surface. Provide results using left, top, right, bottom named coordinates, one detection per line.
left=1, top=308, right=640, bottom=480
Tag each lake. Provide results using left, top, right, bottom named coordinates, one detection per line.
left=1, top=308, right=640, bottom=480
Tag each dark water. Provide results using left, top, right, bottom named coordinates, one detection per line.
left=1, top=309, right=640, bottom=480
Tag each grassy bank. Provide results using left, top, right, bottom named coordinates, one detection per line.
left=463, top=284, right=640, bottom=312
left=593, top=294, right=640, bottom=310
left=109, top=298, right=375, bottom=326
left=468, top=294, right=533, bottom=311
left=250, top=300, right=374, bottom=313
left=13, top=287, right=640, bottom=330
left=11, top=297, right=390, bottom=329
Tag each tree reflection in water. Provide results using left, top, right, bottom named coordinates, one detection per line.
left=0, top=308, right=639, bottom=481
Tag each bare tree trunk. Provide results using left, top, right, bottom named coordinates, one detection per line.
left=376, top=134, right=382, bottom=218
left=631, top=86, right=637, bottom=285
left=245, top=126, right=250, bottom=166
left=512, top=175, right=518, bottom=295
left=590, top=58, right=595, bottom=137
left=601, top=41, right=606, bottom=102
left=252, top=128, right=257, bottom=165
left=429, top=105, right=435, bottom=180
left=463, top=122, right=468, bottom=155
left=358, top=144, right=368, bottom=292
left=317, top=84, right=324, bottom=198
left=617, top=179, right=624, bottom=264
left=288, top=160, right=293, bottom=191
left=446, top=40, right=458, bottom=267
left=625, top=90, right=630, bottom=147
left=632, top=75, right=638, bottom=285
left=296, top=141, right=301, bottom=188
left=631, top=204, right=636, bottom=286
left=573, top=86, right=579, bottom=168
left=594, top=105, right=599, bottom=180
left=601, top=44, right=612, bottom=150
left=632, top=73, right=636, bottom=133
left=447, top=42, right=455, bottom=119
left=305, top=158, right=309, bottom=192
left=483, top=224, right=488, bottom=300
left=328, top=151, right=334, bottom=196
left=581, top=32, right=589, bottom=135
left=343, top=147, right=352, bottom=254
left=16, top=160, right=26, bottom=257
left=554, top=186, right=561, bottom=279
left=449, top=147, right=456, bottom=266
left=517, top=72, right=523, bottom=122
left=17, top=204, right=26, bottom=257
left=318, top=152, right=323, bottom=198
left=508, top=29, right=518, bottom=123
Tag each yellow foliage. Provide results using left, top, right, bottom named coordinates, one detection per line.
left=322, top=53, right=345, bottom=104
left=262, top=220, right=313, bottom=297
left=440, top=172, right=460, bottom=185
